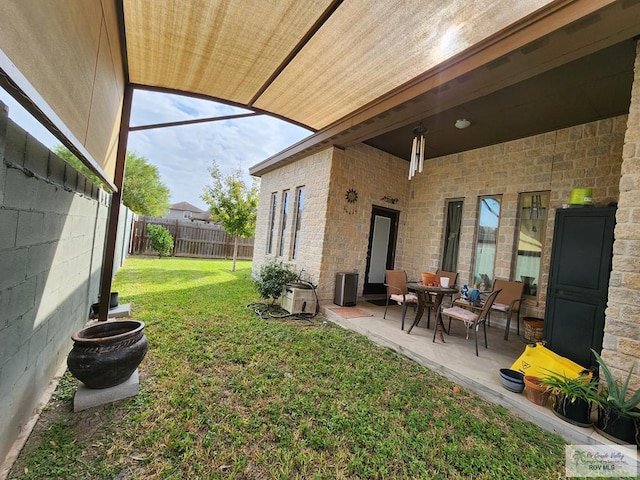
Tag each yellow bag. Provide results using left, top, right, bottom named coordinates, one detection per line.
left=510, top=342, right=591, bottom=379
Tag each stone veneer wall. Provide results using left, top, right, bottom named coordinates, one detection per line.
left=252, top=145, right=409, bottom=301
left=604, top=40, right=640, bottom=390
left=0, top=103, right=109, bottom=468
left=400, top=116, right=626, bottom=323
left=319, top=145, right=410, bottom=300
left=252, top=148, right=333, bottom=289
left=253, top=115, right=626, bottom=314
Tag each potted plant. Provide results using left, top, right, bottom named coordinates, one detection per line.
left=254, top=259, right=300, bottom=305
left=592, top=349, right=640, bottom=445
left=540, top=370, right=599, bottom=427
left=523, top=375, right=551, bottom=406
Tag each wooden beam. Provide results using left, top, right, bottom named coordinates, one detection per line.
left=98, top=84, right=133, bottom=321
left=129, top=112, right=259, bottom=131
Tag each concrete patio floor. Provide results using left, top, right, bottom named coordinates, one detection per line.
left=320, top=297, right=616, bottom=447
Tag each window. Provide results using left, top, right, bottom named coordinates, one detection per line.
left=183, top=211, right=192, bottom=219
left=278, top=190, right=289, bottom=256
left=441, top=200, right=463, bottom=272
left=472, top=196, right=501, bottom=290
left=266, top=193, right=277, bottom=254
left=514, top=192, right=549, bottom=297
left=291, top=187, right=305, bottom=259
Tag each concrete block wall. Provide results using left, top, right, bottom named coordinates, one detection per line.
left=604, top=40, right=640, bottom=391
left=0, top=103, right=109, bottom=466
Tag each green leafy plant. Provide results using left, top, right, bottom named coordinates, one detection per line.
left=147, top=224, right=174, bottom=257
left=254, top=259, right=299, bottom=304
left=592, top=349, right=640, bottom=417
left=540, top=370, right=600, bottom=406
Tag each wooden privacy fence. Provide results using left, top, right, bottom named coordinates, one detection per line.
left=132, top=217, right=254, bottom=259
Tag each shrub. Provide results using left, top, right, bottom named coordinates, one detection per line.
left=254, top=259, right=299, bottom=304
left=147, top=225, right=174, bottom=257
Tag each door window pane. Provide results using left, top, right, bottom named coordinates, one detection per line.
left=369, top=215, right=391, bottom=284
left=514, top=192, right=549, bottom=297
left=472, top=196, right=501, bottom=290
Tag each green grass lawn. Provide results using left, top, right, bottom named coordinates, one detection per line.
left=11, top=257, right=567, bottom=479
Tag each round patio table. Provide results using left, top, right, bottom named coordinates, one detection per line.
left=406, top=283, right=459, bottom=342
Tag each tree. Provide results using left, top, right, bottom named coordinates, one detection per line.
left=52, top=145, right=104, bottom=187
left=202, top=160, right=259, bottom=271
left=52, top=146, right=170, bottom=216
left=121, top=152, right=170, bottom=216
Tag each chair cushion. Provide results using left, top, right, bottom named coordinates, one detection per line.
left=442, top=306, right=478, bottom=327
left=390, top=293, right=418, bottom=304
left=491, top=302, right=510, bottom=313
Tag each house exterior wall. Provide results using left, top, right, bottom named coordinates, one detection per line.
left=252, top=145, right=410, bottom=301
left=402, top=116, right=625, bottom=323
left=320, top=145, right=410, bottom=300
left=0, top=103, right=109, bottom=466
left=252, top=148, right=333, bottom=290
left=604, top=40, right=640, bottom=390
left=253, top=115, right=626, bottom=309
left=167, top=208, right=191, bottom=221
left=250, top=49, right=640, bottom=392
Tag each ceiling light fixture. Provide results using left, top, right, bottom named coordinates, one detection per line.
left=455, top=118, right=472, bottom=129
left=409, top=121, right=427, bottom=180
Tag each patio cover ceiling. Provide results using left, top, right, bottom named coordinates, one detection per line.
left=2, top=1, right=639, bottom=182
left=121, top=0, right=640, bottom=176
left=124, top=0, right=552, bottom=131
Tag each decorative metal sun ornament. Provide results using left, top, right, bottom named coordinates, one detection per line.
left=344, top=188, right=358, bottom=215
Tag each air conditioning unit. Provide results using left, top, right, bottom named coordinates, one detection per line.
left=281, top=284, right=316, bottom=314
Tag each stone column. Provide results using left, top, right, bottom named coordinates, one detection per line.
left=603, top=39, right=640, bottom=389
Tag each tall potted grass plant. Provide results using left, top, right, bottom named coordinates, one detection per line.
left=592, top=349, right=640, bottom=445
left=540, top=370, right=599, bottom=428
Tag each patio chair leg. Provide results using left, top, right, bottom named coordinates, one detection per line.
left=383, top=298, right=390, bottom=319
left=401, top=303, right=408, bottom=330
left=483, top=322, right=488, bottom=349
left=474, top=324, right=479, bottom=356
left=516, top=311, right=520, bottom=336
left=504, top=312, right=512, bottom=341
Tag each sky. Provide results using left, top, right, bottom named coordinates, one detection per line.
left=0, top=88, right=311, bottom=211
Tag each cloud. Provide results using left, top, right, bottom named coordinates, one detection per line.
left=129, top=91, right=311, bottom=210
left=1, top=87, right=311, bottom=211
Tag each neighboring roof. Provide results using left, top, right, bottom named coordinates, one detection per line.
left=169, top=202, right=206, bottom=214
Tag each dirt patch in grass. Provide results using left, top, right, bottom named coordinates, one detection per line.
left=7, top=371, right=143, bottom=479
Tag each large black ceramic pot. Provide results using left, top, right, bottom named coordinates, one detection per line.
left=67, top=320, right=148, bottom=389
left=551, top=393, right=592, bottom=427
left=594, top=406, right=640, bottom=446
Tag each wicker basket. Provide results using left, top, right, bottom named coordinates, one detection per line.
left=523, top=317, right=544, bottom=342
